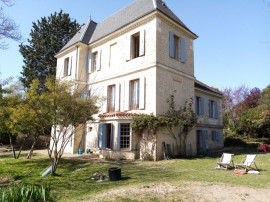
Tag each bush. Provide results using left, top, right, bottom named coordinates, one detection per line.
left=224, top=136, right=247, bottom=147
left=0, top=184, right=52, bottom=202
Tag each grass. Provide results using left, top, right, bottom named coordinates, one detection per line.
left=1, top=144, right=270, bottom=201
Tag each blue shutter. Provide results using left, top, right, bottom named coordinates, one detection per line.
left=169, top=32, right=174, bottom=58
left=195, top=96, right=198, bottom=115
left=110, top=124, right=114, bottom=149
left=216, top=131, right=220, bottom=141
left=214, top=101, right=218, bottom=119
left=200, top=97, right=205, bottom=115
left=211, top=131, right=216, bottom=141
left=202, top=130, right=206, bottom=152
left=117, top=123, right=121, bottom=150
left=209, top=100, right=213, bottom=118
left=180, top=38, right=186, bottom=63
left=98, top=124, right=106, bottom=149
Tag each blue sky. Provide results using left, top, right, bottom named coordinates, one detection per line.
left=0, top=0, right=269, bottom=90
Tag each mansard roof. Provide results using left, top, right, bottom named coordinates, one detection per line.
left=57, top=0, right=197, bottom=54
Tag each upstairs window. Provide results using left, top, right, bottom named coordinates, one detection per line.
left=169, top=32, right=186, bottom=63
left=131, top=33, right=140, bottom=59
left=107, top=85, right=116, bottom=112
left=63, top=57, right=71, bottom=77
left=130, top=79, right=140, bottom=110
left=127, top=30, right=145, bottom=61
left=209, top=100, right=218, bottom=119
left=92, top=52, right=97, bottom=72
left=195, top=96, right=205, bottom=116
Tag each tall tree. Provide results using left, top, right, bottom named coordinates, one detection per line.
left=19, top=10, right=80, bottom=90
left=26, top=77, right=97, bottom=175
left=0, top=0, right=21, bottom=49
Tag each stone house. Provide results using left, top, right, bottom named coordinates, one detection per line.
left=54, top=0, right=223, bottom=160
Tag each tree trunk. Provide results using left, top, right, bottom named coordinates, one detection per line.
left=9, top=134, right=16, bottom=159
left=16, top=135, right=29, bottom=159
left=26, top=136, right=37, bottom=159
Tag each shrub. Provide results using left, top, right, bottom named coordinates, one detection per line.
left=224, top=136, right=247, bottom=147
left=0, top=184, right=52, bottom=202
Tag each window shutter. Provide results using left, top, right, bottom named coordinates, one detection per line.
left=98, top=124, right=106, bottom=149
left=68, top=56, right=72, bottom=76
left=110, top=124, right=114, bottom=149
left=202, top=130, right=207, bottom=152
left=139, top=77, right=145, bottom=109
left=97, top=49, right=102, bottom=71
left=195, top=96, right=198, bottom=115
left=61, top=65, right=65, bottom=78
left=216, top=131, right=220, bottom=141
left=180, top=37, right=186, bottom=63
left=209, top=100, right=212, bottom=118
left=97, top=51, right=101, bottom=71
left=102, top=85, right=108, bottom=113
left=200, top=97, right=205, bottom=115
left=126, top=35, right=131, bottom=61
left=117, top=123, right=121, bottom=150
left=124, top=81, right=130, bottom=111
left=214, top=101, right=218, bottom=119
left=169, top=32, right=174, bottom=58
left=211, top=131, right=216, bottom=141
left=87, top=53, right=92, bottom=74
left=115, top=83, right=120, bottom=112
left=139, top=29, right=145, bottom=56
left=120, top=82, right=125, bottom=111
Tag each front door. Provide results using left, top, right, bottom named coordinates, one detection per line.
left=196, top=130, right=206, bottom=154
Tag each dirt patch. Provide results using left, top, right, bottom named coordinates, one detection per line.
left=0, top=176, right=20, bottom=186
left=84, top=182, right=270, bottom=202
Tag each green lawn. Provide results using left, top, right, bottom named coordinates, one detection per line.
left=1, top=145, right=270, bottom=201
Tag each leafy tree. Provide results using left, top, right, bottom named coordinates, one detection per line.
left=0, top=0, right=21, bottom=49
left=19, top=10, right=80, bottom=90
left=0, top=78, right=23, bottom=158
left=164, top=95, right=197, bottom=155
left=26, top=77, right=97, bottom=175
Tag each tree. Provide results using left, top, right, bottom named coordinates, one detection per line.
left=164, top=95, right=197, bottom=155
left=0, top=0, right=21, bottom=49
left=19, top=10, right=80, bottom=90
left=26, top=77, right=97, bottom=175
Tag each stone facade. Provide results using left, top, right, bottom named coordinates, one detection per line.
left=54, top=0, right=223, bottom=160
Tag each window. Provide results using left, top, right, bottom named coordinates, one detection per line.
left=169, top=32, right=186, bottom=62
left=130, top=79, right=139, bottom=110
left=81, top=91, right=90, bottom=100
left=211, top=131, right=221, bottom=141
left=195, top=96, right=205, bottom=116
left=127, top=30, right=145, bottom=61
left=107, top=85, right=116, bottom=112
left=64, top=57, right=71, bottom=77
left=120, top=123, right=130, bottom=149
left=209, top=100, right=218, bottom=119
left=92, top=52, right=97, bottom=72
left=131, top=33, right=140, bottom=59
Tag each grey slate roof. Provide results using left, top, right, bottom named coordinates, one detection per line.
left=58, top=0, right=196, bottom=54
left=59, top=20, right=97, bottom=52
left=195, top=80, right=223, bottom=96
